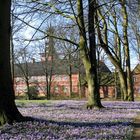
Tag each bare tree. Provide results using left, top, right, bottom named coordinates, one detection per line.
left=96, top=0, right=134, bottom=101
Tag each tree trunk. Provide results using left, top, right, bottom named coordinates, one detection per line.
left=118, top=71, right=128, bottom=100
left=79, top=37, right=102, bottom=108
left=45, top=73, right=51, bottom=100
left=78, top=72, right=82, bottom=98
left=114, top=69, right=119, bottom=99
left=120, top=0, right=134, bottom=101
left=77, top=0, right=103, bottom=108
left=87, top=0, right=103, bottom=108
left=69, top=73, right=73, bottom=98
left=78, top=55, right=83, bottom=98
left=68, top=53, right=72, bottom=98
left=0, top=0, right=31, bottom=125
left=26, top=79, right=30, bottom=100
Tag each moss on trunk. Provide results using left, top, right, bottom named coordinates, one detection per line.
left=0, top=110, right=7, bottom=126
left=77, top=0, right=103, bottom=109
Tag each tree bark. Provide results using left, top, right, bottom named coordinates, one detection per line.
left=120, top=0, right=134, bottom=101
left=0, top=0, right=31, bottom=125
left=87, top=0, right=103, bottom=108
left=77, top=0, right=103, bottom=109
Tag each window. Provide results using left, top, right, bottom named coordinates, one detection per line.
left=54, top=86, right=59, bottom=92
left=133, top=77, right=137, bottom=82
left=62, top=86, right=68, bottom=93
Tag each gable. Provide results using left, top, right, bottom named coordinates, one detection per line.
left=133, top=64, right=140, bottom=74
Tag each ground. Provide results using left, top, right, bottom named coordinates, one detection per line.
left=0, top=100, right=140, bottom=139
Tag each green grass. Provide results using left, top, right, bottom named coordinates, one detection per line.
left=15, top=99, right=51, bottom=103
left=15, top=100, right=52, bottom=107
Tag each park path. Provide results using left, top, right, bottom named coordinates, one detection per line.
left=133, top=113, right=140, bottom=140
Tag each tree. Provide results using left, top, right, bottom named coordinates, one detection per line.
left=0, top=0, right=31, bottom=125
left=43, top=26, right=57, bottom=100
left=120, top=0, right=134, bottom=101
left=77, top=0, right=103, bottom=108
left=57, top=27, right=79, bottom=98
left=60, top=41, right=76, bottom=98
left=14, top=48, right=32, bottom=100
left=96, top=0, right=134, bottom=101
left=0, top=0, right=21, bottom=125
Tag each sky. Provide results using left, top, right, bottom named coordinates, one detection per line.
left=12, top=0, right=139, bottom=71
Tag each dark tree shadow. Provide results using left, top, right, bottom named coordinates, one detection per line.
left=30, top=117, right=132, bottom=128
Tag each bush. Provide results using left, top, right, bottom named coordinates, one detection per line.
left=27, top=85, right=39, bottom=100
left=15, top=95, right=28, bottom=100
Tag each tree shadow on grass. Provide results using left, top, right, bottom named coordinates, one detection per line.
left=0, top=116, right=132, bottom=140
left=133, top=122, right=140, bottom=128
left=31, top=117, right=132, bottom=128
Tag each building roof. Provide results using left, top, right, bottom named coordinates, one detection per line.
left=98, top=61, right=111, bottom=73
left=133, top=63, right=140, bottom=74
left=14, top=59, right=111, bottom=77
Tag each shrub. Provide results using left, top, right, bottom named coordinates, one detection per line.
left=27, top=85, right=39, bottom=100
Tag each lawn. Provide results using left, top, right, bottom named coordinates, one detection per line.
left=0, top=100, right=140, bottom=140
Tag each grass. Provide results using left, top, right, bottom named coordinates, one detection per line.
left=16, top=99, right=51, bottom=104
left=15, top=99, right=53, bottom=108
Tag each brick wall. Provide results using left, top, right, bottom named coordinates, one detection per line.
left=14, top=74, right=79, bottom=97
left=133, top=74, right=140, bottom=97
left=14, top=74, right=115, bottom=98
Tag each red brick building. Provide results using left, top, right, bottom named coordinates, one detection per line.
left=133, top=64, right=140, bottom=97
left=14, top=56, right=115, bottom=98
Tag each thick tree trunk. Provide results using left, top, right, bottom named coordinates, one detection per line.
left=87, top=0, right=103, bottom=108
left=79, top=36, right=103, bottom=108
left=77, top=0, right=103, bottom=109
left=118, top=71, right=128, bottom=100
left=0, top=96, right=24, bottom=125
left=0, top=0, right=32, bottom=125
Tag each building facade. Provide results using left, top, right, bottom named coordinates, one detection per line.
left=14, top=58, right=115, bottom=98
left=133, top=64, right=140, bottom=97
